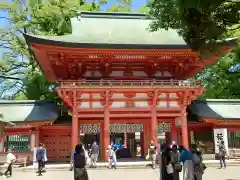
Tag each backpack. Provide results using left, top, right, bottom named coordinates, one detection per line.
left=74, top=153, right=86, bottom=168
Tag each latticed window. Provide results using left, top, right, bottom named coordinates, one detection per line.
left=4, top=135, right=30, bottom=153
left=228, top=132, right=240, bottom=148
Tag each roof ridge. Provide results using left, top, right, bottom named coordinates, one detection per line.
left=79, top=11, right=148, bottom=19
left=194, top=99, right=240, bottom=103
left=0, top=100, right=54, bottom=104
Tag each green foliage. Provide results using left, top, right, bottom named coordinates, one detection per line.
left=149, top=0, right=240, bottom=99
left=149, top=0, right=240, bottom=51
left=196, top=46, right=240, bottom=99
left=0, top=0, right=133, bottom=100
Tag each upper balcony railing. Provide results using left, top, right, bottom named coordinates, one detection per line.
left=58, top=80, right=203, bottom=89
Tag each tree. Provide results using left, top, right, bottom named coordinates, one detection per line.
left=149, top=0, right=240, bottom=51
left=0, top=0, right=132, bottom=100
left=196, top=45, right=240, bottom=99
left=149, top=0, right=240, bottom=99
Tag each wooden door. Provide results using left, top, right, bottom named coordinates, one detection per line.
left=40, top=128, right=71, bottom=162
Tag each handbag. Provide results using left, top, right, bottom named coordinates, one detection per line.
left=146, top=150, right=150, bottom=160
left=174, top=162, right=182, bottom=172
left=200, top=162, right=207, bottom=171
left=166, top=164, right=174, bottom=174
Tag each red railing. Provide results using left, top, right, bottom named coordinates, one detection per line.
left=58, top=79, right=202, bottom=88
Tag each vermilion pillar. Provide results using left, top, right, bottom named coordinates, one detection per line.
left=72, top=91, right=79, bottom=149
left=35, top=127, right=40, bottom=146
left=103, top=91, right=110, bottom=161
left=181, top=113, right=189, bottom=149
left=143, top=122, right=148, bottom=154
left=100, top=122, right=104, bottom=160
left=150, top=90, right=158, bottom=145
left=171, top=120, right=177, bottom=142
left=151, top=108, right=158, bottom=144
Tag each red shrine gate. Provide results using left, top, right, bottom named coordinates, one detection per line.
left=57, top=80, right=203, bottom=160
left=23, top=11, right=236, bottom=161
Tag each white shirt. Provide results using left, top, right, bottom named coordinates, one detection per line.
left=6, top=153, right=16, bottom=164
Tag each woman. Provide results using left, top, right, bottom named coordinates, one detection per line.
left=192, top=147, right=205, bottom=180
left=171, top=145, right=180, bottom=180
left=179, top=145, right=194, bottom=180
left=160, top=144, right=167, bottom=180
left=218, top=140, right=227, bottom=169
left=162, top=146, right=174, bottom=180
left=148, top=140, right=157, bottom=169
left=74, top=144, right=89, bottom=180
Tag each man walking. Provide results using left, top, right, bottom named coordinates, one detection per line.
left=90, top=141, right=99, bottom=168
left=36, top=143, right=46, bottom=176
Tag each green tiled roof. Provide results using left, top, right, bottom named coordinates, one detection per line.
left=0, top=100, right=58, bottom=123
left=188, top=99, right=240, bottom=120
left=24, top=12, right=189, bottom=49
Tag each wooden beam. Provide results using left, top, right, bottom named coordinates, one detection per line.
left=58, top=89, right=200, bottom=93
left=77, top=114, right=104, bottom=118
left=109, top=108, right=151, bottom=112
left=110, top=119, right=147, bottom=123
left=109, top=114, right=151, bottom=118
left=156, top=113, right=182, bottom=117
left=77, top=108, right=104, bottom=112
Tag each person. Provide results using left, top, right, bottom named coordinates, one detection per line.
left=70, top=148, right=76, bottom=171
left=3, top=149, right=16, bottom=178
left=192, top=146, right=205, bottom=180
left=170, top=141, right=177, bottom=149
left=160, top=143, right=169, bottom=180
left=107, top=145, right=117, bottom=169
left=179, top=145, right=194, bottom=180
left=171, top=145, right=180, bottom=180
left=148, top=140, right=157, bottom=169
left=162, top=147, right=174, bottom=180
left=73, top=144, right=89, bottom=180
left=87, top=144, right=91, bottom=157
left=36, top=143, right=46, bottom=176
left=218, top=140, right=227, bottom=169
left=42, top=144, right=48, bottom=172
left=136, top=144, right=141, bottom=159
left=158, top=144, right=163, bottom=180
left=90, top=141, right=99, bottom=168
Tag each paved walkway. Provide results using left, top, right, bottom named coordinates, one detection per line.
left=24, top=159, right=240, bottom=170
left=6, top=166, right=240, bottom=180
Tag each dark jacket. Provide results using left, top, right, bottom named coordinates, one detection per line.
left=36, top=147, right=45, bottom=162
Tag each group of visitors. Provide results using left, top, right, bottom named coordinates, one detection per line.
left=70, top=141, right=100, bottom=170
left=147, top=140, right=206, bottom=180
left=0, top=139, right=228, bottom=180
